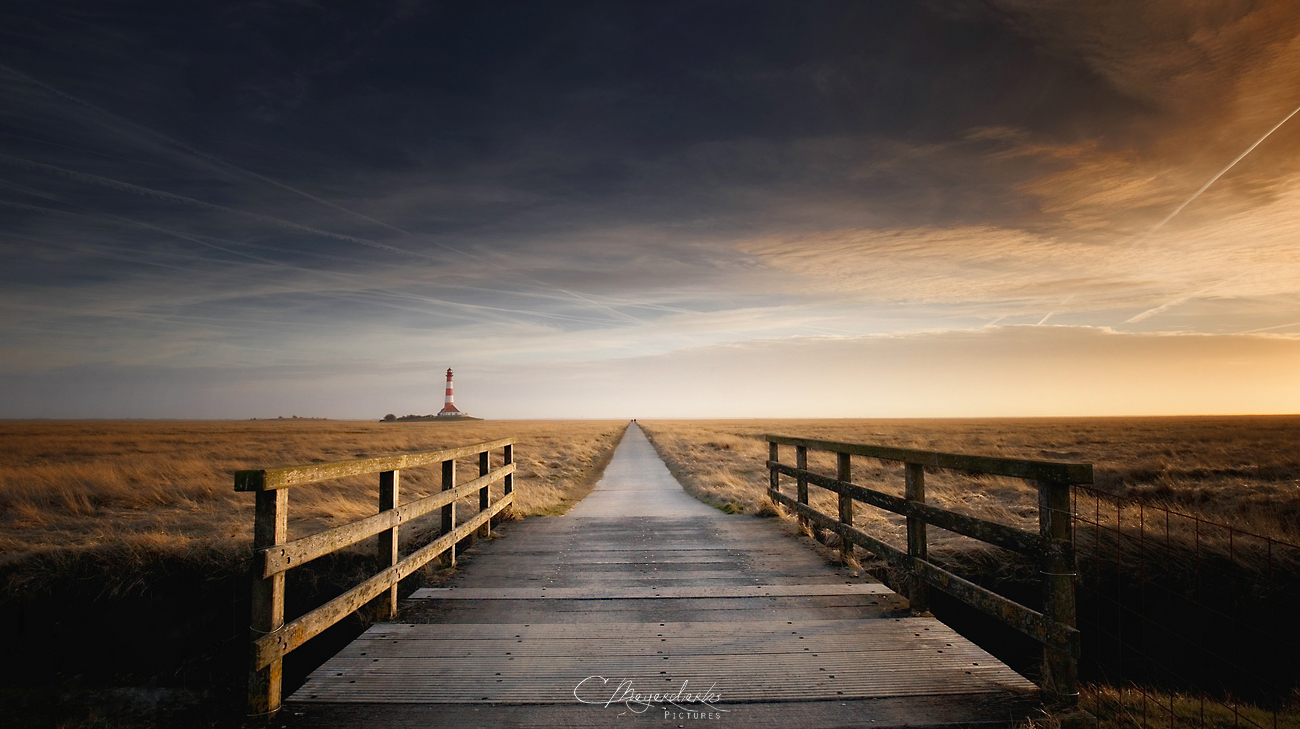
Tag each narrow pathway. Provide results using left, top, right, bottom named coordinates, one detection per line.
left=285, top=424, right=1037, bottom=728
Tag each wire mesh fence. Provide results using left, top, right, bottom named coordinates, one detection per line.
left=1072, top=485, right=1300, bottom=729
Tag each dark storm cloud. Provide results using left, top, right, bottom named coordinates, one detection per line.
left=3, top=1, right=1299, bottom=417
left=1, top=0, right=1146, bottom=240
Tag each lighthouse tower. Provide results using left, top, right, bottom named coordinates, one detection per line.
left=437, top=368, right=463, bottom=417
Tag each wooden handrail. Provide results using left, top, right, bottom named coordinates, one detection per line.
left=251, top=498, right=512, bottom=671
left=765, top=434, right=1084, bottom=709
left=767, top=461, right=1044, bottom=555
left=238, top=437, right=516, bottom=717
left=259, top=465, right=514, bottom=577
left=765, top=434, right=1093, bottom=484
left=234, top=437, right=516, bottom=490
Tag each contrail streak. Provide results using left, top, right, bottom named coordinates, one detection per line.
left=1123, top=274, right=1243, bottom=324
left=1037, top=294, right=1073, bottom=326
left=1120, top=102, right=1300, bottom=325
left=1236, top=321, right=1300, bottom=334
left=1134, top=102, right=1300, bottom=247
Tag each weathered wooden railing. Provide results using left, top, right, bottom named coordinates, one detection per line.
left=234, top=437, right=516, bottom=716
left=765, top=435, right=1091, bottom=708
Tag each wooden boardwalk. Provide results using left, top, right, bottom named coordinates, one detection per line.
left=283, top=425, right=1039, bottom=728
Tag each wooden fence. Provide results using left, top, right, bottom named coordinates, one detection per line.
left=234, top=437, right=516, bottom=716
left=765, top=434, right=1091, bottom=708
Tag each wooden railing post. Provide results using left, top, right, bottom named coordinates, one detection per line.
left=249, top=489, right=287, bottom=716
left=440, top=458, right=456, bottom=567
left=377, top=470, right=399, bottom=619
left=796, top=445, right=809, bottom=529
left=478, top=450, right=491, bottom=538
left=768, top=442, right=780, bottom=502
left=503, top=444, right=513, bottom=517
left=905, top=462, right=928, bottom=614
left=837, top=452, right=853, bottom=563
left=1039, top=479, right=1079, bottom=709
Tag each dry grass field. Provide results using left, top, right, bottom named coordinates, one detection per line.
left=639, top=416, right=1300, bottom=552
left=0, top=419, right=627, bottom=575
left=2, top=416, right=1297, bottom=728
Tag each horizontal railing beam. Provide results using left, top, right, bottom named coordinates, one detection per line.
left=913, top=558, right=1078, bottom=655
left=765, top=435, right=1092, bottom=484
left=261, top=464, right=515, bottom=577
left=252, top=493, right=513, bottom=670
left=769, top=489, right=909, bottom=568
left=235, top=438, right=516, bottom=491
left=769, top=462, right=1044, bottom=556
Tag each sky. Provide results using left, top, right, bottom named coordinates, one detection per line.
left=1, top=1, right=1299, bottom=419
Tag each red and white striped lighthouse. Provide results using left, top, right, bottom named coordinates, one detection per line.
left=437, top=368, right=462, bottom=417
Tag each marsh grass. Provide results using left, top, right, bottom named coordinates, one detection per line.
left=639, top=416, right=1300, bottom=546
left=0, top=419, right=626, bottom=575
left=1016, top=685, right=1300, bottom=729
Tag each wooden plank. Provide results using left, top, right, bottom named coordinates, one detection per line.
left=252, top=494, right=512, bottom=670
left=360, top=617, right=987, bottom=640
left=288, top=617, right=1036, bottom=704
left=765, top=434, right=1092, bottom=484
left=770, top=490, right=909, bottom=568
left=235, top=437, right=515, bottom=491
left=261, top=464, right=514, bottom=577
left=408, top=584, right=894, bottom=600
left=768, top=462, right=1043, bottom=556
left=913, top=558, right=1077, bottom=654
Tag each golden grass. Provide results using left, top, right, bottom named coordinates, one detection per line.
left=639, top=416, right=1300, bottom=553
left=0, top=419, right=628, bottom=561
left=1072, top=684, right=1300, bottom=729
